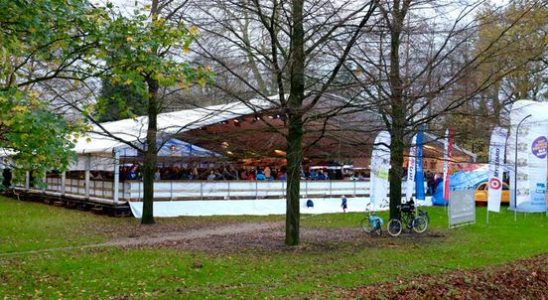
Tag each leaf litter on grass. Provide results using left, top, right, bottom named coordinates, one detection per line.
left=340, top=253, right=548, bottom=300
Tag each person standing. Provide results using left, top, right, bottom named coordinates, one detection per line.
left=264, top=166, right=271, bottom=180
left=341, top=195, right=348, bottom=213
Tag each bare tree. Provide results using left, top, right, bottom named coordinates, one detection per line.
left=177, top=0, right=377, bottom=245
left=344, top=0, right=543, bottom=219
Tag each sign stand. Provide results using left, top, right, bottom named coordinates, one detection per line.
left=448, top=188, right=476, bottom=228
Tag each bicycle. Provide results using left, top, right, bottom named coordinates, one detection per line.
left=360, top=203, right=384, bottom=236
left=387, top=199, right=428, bottom=237
left=417, top=207, right=429, bottom=223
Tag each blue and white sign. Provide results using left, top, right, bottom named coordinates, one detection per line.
left=415, top=126, right=425, bottom=201
left=406, top=135, right=417, bottom=201
left=508, top=100, right=548, bottom=212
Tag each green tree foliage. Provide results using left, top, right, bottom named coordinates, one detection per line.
left=0, top=0, right=102, bottom=88
left=96, top=78, right=148, bottom=122
left=93, top=5, right=211, bottom=101
left=0, top=0, right=97, bottom=182
left=0, top=89, right=77, bottom=185
left=475, top=2, right=547, bottom=103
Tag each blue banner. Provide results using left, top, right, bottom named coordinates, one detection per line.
left=415, top=126, right=425, bottom=201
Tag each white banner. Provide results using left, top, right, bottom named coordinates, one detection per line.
left=508, top=100, right=548, bottom=212
left=487, top=127, right=508, bottom=212
left=442, top=129, right=450, bottom=202
left=406, top=135, right=417, bottom=201
left=370, top=131, right=391, bottom=209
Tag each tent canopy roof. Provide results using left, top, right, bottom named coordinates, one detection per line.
left=73, top=99, right=272, bottom=155
left=118, top=138, right=221, bottom=158
left=72, top=94, right=480, bottom=161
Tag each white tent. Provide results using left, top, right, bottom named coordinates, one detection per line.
left=72, top=99, right=273, bottom=155
left=68, top=99, right=272, bottom=171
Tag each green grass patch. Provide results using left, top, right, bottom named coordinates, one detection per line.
left=0, top=196, right=546, bottom=298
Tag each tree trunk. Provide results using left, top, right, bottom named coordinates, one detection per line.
left=285, top=0, right=305, bottom=246
left=285, top=113, right=303, bottom=245
left=141, top=78, right=159, bottom=225
left=388, top=3, right=405, bottom=220
left=389, top=118, right=405, bottom=220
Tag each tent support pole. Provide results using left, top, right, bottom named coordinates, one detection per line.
left=113, top=149, right=120, bottom=205
left=42, top=174, right=46, bottom=193
left=85, top=154, right=91, bottom=199
left=61, top=172, right=66, bottom=196
left=514, top=114, right=531, bottom=222
left=25, top=171, right=30, bottom=190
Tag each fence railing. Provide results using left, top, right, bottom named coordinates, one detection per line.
left=124, top=180, right=371, bottom=201
left=18, top=177, right=426, bottom=204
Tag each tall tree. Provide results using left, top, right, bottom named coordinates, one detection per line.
left=346, top=0, right=543, bottom=219
left=182, top=0, right=376, bottom=245
left=81, top=1, right=211, bottom=224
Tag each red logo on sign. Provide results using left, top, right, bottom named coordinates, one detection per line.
left=489, top=178, right=501, bottom=190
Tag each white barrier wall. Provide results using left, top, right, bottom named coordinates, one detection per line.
left=128, top=197, right=385, bottom=218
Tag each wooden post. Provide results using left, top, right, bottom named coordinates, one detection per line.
left=113, top=149, right=120, bottom=204
left=85, top=154, right=91, bottom=199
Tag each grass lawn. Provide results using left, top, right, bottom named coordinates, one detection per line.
left=0, top=196, right=546, bottom=299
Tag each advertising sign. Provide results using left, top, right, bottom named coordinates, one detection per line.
left=370, top=131, right=391, bottom=209
left=449, top=188, right=476, bottom=227
left=508, top=100, right=548, bottom=212
left=406, top=135, right=416, bottom=201
left=443, top=129, right=453, bottom=202
left=415, top=126, right=425, bottom=201
left=487, top=127, right=508, bottom=212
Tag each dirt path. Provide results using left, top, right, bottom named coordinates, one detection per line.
left=102, top=221, right=284, bottom=248
left=0, top=222, right=285, bottom=257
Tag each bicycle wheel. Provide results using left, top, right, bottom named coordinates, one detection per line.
left=412, top=215, right=428, bottom=233
left=360, top=217, right=372, bottom=233
left=418, top=209, right=430, bottom=223
left=387, top=219, right=402, bottom=237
